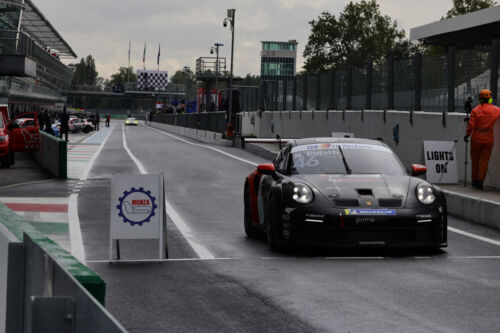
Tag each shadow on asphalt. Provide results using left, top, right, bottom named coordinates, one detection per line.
left=243, top=233, right=447, bottom=258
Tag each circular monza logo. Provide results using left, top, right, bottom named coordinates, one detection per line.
left=116, top=187, right=158, bottom=226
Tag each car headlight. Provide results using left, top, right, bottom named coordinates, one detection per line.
left=292, top=183, right=314, bottom=204
left=416, top=183, right=435, bottom=205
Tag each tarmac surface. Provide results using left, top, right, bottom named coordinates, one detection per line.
left=1, top=122, right=500, bottom=332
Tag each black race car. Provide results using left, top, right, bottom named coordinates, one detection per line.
left=244, top=138, right=447, bottom=251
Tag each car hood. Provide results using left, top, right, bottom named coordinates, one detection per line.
left=293, top=174, right=411, bottom=208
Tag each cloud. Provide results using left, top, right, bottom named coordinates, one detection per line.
left=41, top=0, right=452, bottom=79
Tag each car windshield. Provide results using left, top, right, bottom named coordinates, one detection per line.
left=128, top=118, right=136, bottom=121
left=290, top=143, right=406, bottom=175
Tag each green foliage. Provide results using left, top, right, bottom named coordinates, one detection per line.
left=239, top=74, right=260, bottom=86
left=170, top=68, right=197, bottom=100
left=108, top=67, right=137, bottom=86
left=71, top=55, right=98, bottom=88
left=303, top=0, right=407, bottom=73
left=445, top=0, right=497, bottom=18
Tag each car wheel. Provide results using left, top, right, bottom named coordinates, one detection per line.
left=0, top=155, right=10, bottom=168
left=83, top=126, right=91, bottom=133
left=267, top=195, right=282, bottom=251
left=244, top=184, right=259, bottom=239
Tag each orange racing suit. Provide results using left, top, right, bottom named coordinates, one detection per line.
left=466, top=103, right=500, bottom=182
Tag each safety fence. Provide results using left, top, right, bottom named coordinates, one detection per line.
left=238, top=44, right=499, bottom=113
left=152, top=111, right=226, bottom=134
left=0, top=203, right=126, bottom=333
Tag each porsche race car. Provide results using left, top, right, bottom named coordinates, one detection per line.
left=243, top=138, right=447, bottom=251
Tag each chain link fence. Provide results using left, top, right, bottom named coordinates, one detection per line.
left=241, top=44, right=499, bottom=113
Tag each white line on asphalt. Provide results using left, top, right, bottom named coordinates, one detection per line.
left=122, top=124, right=216, bottom=260
left=68, top=193, right=85, bottom=262
left=0, top=179, right=56, bottom=190
left=122, top=124, right=147, bottom=174
left=448, top=226, right=500, bottom=246
left=80, top=124, right=115, bottom=181
left=85, top=257, right=237, bottom=263
left=145, top=124, right=258, bottom=167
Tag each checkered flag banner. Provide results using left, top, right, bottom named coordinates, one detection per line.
left=137, top=70, right=168, bottom=92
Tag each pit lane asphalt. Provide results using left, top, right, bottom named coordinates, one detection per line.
left=6, top=122, right=500, bottom=332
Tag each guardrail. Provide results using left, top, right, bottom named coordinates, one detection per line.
left=152, top=112, right=226, bottom=134
left=0, top=203, right=126, bottom=332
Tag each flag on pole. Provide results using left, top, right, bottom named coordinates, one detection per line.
left=128, top=41, right=131, bottom=66
left=157, top=43, right=160, bottom=69
left=143, top=42, right=146, bottom=69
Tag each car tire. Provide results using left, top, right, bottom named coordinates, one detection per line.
left=83, top=126, right=91, bottom=133
left=244, top=184, right=259, bottom=239
left=267, top=195, right=282, bottom=251
left=1, top=154, right=10, bottom=168
left=8, top=151, right=14, bottom=166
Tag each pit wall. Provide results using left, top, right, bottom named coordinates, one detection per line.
left=240, top=110, right=500, bottom=189
left=148, top=121, right=232, bottom=146
left=34, top=131, right=67, bottom=179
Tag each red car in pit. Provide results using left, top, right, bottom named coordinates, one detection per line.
left=0, top=105, right=40, bottom=168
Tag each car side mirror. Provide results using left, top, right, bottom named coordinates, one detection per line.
left=411, top=164, right=427, bottom=177
left=257, top=163, right=276, bottom=176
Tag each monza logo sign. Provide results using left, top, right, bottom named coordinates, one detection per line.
left=116, top=187, right=158, bottom=226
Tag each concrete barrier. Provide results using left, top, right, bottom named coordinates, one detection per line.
left=148, top=121, right=233, bottom=147
left=0, top=203, right=125, bottom=332
left=34, top=132, right=67, bottom=179
left=241, top=110, right=500, bottom=189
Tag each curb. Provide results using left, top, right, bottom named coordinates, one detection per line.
left=0, top=203, right=106, bottom=304
left=443, top=190, right=500, bottom=230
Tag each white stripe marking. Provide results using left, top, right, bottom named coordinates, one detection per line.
left=122, top=124, right=216, bottom=259
left=145, top=124, right=258, bottom=167
left=68, top=193, right=85, bottom=262
left=14, top=211, right=68, bottom=223
left=448, top=226, right=500, bottom=246
left=0, top=197, right=68, bottom=204
left=122, top=124, right=147, bottom=174
left=80, top=125, right=115, bottom=181
left=85, top=257, right=236, bottom=263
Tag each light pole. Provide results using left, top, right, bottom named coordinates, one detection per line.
left=223, top=9, right=235, bottom=126
left=210, top=42, right=224, bottom=109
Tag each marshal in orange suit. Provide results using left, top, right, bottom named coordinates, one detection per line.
left=465, top=89, right=500, bottom=189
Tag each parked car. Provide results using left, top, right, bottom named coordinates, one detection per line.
left=0, top=107, right=13, bottom=168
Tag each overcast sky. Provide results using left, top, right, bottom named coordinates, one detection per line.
left=35, top=0, right=452, bottom=80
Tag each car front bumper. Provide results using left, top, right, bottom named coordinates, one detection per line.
left=279, top=206, right=447, bottom=248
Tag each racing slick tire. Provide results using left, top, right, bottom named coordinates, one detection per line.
left=1, top=151, right=14, bottom=168
left=83, top=126, right=92, bottom=133
left=244, top=184, right=260, bottom=239
left=267, top=195, right=283, bottom=252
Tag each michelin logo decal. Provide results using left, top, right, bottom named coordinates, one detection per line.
left=344, top=209, right=396, bottom=216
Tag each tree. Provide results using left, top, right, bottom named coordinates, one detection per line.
left=303, top=0, right=407, bottom=73
left=108, top=67, right=137, bottom=87
left=445, top=0, right=497, bottom=18
left=70, top=55, right=99, bottom=88
left=240, top=74, right=260, bottom=86
left=170, top=68, right=197, bottom=100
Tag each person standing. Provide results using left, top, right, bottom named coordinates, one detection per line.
left=105, top=113, right=110, bottom=127
left=464, top=89, right=500, bottom=189
left=95, top=112, right=100, bottom=130
left=60, top=106, right=69, bottom=142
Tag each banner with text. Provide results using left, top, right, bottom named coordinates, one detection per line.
left=423, top=141, right=458, bottom=184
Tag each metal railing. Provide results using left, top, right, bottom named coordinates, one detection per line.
left=195, top=57, right=227, bottom=80
left=241, top=43, right=499, bottom=112
left=152, top=111, right=226, bottom=134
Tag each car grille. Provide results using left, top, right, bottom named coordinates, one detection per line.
left=333, top=198, right=359, bottom=206
left=329, top=229, right=416, bottom=242
left=378, top=198, right=402, bottom=207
